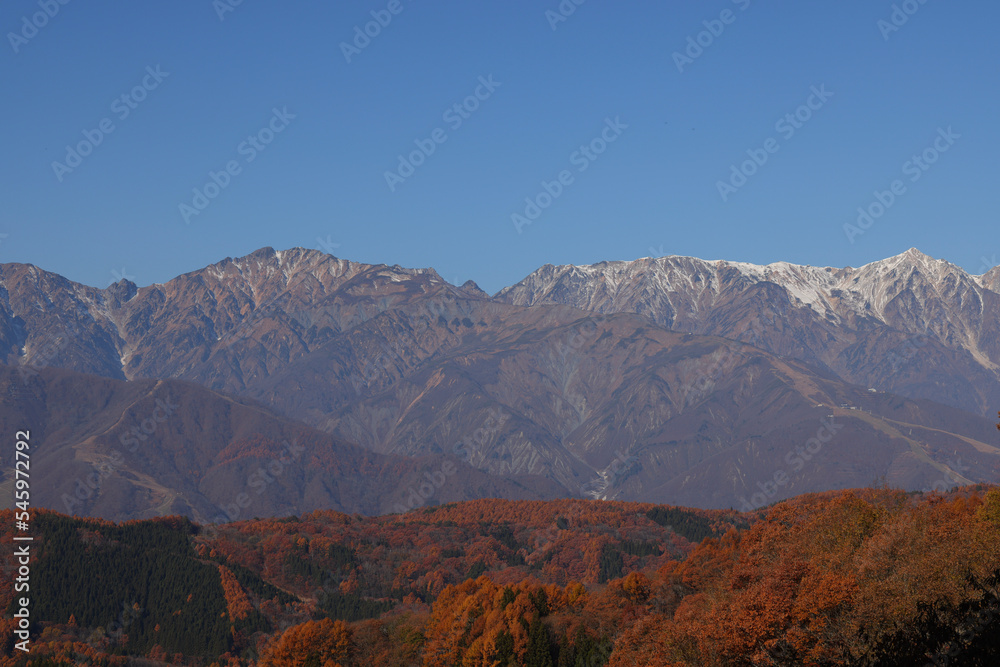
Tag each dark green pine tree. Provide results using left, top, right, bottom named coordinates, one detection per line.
left=492, top=629, right=516, bottom=666
left=526, top=613, right=555, bottom=667
left=556, top=633, right=575, bottom=667
left=530, top=588, right=550, bottom=617
left=556, top=626, right=612, bottom=667
left=500, top=586, right=517, bottom=610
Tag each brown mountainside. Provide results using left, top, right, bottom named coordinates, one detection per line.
left=0, top=365, right=558, bottom=522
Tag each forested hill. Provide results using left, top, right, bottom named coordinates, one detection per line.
left=2, top=489, right=999, bottom=665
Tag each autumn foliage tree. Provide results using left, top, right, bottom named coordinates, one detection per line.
left=260, top=618, right=354, bottom=666
left=217, top=564, right=253, bottom=621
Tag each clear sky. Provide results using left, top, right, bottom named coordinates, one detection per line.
left=1, top=1, right=997, bottom=294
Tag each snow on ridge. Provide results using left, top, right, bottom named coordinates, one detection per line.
left=518, top=249, right=980, bottom=320
left=628, top=255, right=840, bottom=312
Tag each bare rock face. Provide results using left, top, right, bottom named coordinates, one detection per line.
left=2, top=246, right=999, bottom=513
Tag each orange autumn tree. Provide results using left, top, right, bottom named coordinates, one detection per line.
left=260, top=618, right=353, bottom=667
left=422, top=576, right=570, bottom=666
left=217, top=564, right=253, bottom=621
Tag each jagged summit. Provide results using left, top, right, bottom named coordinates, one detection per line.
left=528, top=248, right=943, bottom=282
left=499, top=248, right=982, bottom=319
left=195, top=246, right=455, bottom=291
left=859, top=247, right=959, bottom=273
left=895, top=247, right=931, bottom=260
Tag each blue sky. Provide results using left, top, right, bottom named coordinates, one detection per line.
left=1, top=1, right=997, bottom=294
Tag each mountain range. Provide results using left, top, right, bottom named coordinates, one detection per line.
left=2, top=247, right=998, bottom=518
left=499, top=248, right=1000, bottom=417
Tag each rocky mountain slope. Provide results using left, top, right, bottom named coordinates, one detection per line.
left=498, top=248, right=1000, bottom=417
